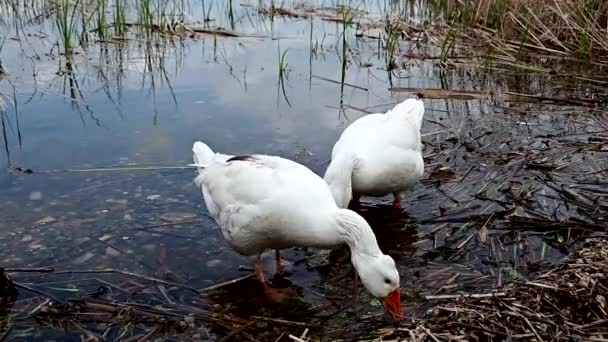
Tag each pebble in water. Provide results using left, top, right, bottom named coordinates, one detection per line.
left=29, top=191, right=43, bottom=200
left=206, top=259, right=222, bottom=268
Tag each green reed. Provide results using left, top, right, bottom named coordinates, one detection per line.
left=114, top=0, right=128, bottom=37
left=55, top=0, right=78, bottom=58
left=96, top=0, right=108, bottom=40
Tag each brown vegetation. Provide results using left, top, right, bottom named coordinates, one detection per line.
left=430, top=0, right=608, bottom=59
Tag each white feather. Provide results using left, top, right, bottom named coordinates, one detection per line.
left=324, top=98, right=425, bottom=207
left=191, top=141, right=401, bottom=303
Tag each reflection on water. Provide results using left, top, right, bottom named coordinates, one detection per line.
left=0, top=0, right=605, bottom=340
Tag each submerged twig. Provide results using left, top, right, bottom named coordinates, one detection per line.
left=13, top=282, right=62, bottom=303
left=41, top=269, right=200, bottom=294
left=425, top=292, right=506, bottom=300
left=4, top=268, right=55, bottom=273
left=311, top=75, right=368, bottom=91
left=199, top=274, right=254, bottom=293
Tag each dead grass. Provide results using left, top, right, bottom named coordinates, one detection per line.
left=372, top=238, right=608, bottom=341
left=430, top=0, right=608, bottom=59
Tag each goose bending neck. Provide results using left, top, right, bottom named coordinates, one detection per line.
left=324, top=153, right=356, bottom=209
left=386, top=99, right=425, bottom=132
left=334, top=209, right=381, bottom=257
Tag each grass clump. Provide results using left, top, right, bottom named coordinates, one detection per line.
left=96, top=0, right=108, bottom=40
left=137, top=0, right=154, bottom=35
left=55, top=0, right=78, bottom=58
left=114, top=0, right=128, bottom=37
left=428, top=0, right=608, bottom=59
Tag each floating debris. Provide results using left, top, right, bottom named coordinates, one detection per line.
left=13, top=167, right=33, bottom=174
left=34, top=216, right=56, bottom=225
left=160, top=212, right=197, bottom=223
left=29, top=192, right=43, bottom=201
left=73, top=252, right=95, bottom=265
left=105, top=247, right=121, bottom=257
left=206, top=259, right=222, bottom=268
left=105, top=199, right=128, bottom=211
left=389, top=87, right=492, bottom=100
left=98, top=234, right=112, bottom=242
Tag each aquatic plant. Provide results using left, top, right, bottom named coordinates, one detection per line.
left=55, top=0, right=78, bottom=58
left=309, top=17, right=318, bottom=57
left=226, top=0, right=235, bottom=30
left=78, top=0, right=89, bottom=44
left=96, top=0, right=108, bottom=40
left=337, top=5, right=359, bottom=108
left=439, top=18, right=458, bottom=62
left=277, top=41, right=291, bottom=106
left=137, top=0, right=154, bottom=35
left=384, top=18, right=399, bottom=71
left=114, top=0, right=128, bottom=37
left=201, top=0, right=215, bottom=24
left=278, top=47, right=288, bottom=80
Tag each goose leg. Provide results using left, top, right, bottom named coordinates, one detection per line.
left=274, top=250, right=284, bottom=275
left=392, top=192, right=402, bottom=209
left=253, top=255, right=294, bottom=302
left=253, top=255, right=266, bottom=284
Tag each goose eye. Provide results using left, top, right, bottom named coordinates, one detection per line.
left=384, top=278, right=391, bottom=285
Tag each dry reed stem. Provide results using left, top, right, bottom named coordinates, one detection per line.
left=437, top=0, right=608, bottom=59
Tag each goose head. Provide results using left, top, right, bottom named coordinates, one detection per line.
left=335, top=209, right=402, bottom=319
left=353, top=252, right=402, bottom=319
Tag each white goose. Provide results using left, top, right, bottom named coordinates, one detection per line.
left=191, top=141, right=402, bottom=318
left=324, top=98, right=425, bottom=209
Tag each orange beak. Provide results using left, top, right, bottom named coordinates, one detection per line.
left=381, top=289, right=402, bottom=319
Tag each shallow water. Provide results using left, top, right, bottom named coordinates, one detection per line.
left=0, top=0, right=605, bottom=340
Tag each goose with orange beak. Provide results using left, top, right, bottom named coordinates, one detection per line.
left=191, top=141, right=403, bottom=319
left=351, top=244, right=402, bottom=319
left=324, top=98, right=425, bottom=211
